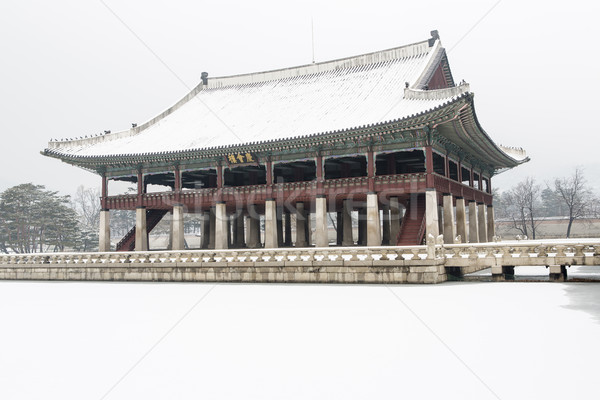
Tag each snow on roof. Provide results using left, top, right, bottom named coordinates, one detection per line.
left=47, top=38, right=465, bottom=158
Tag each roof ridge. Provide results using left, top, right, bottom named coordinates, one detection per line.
left=206, top=39, right=433, bottom=89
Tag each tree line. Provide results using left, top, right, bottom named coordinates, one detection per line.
left=494, top=168, right=599, bottom=239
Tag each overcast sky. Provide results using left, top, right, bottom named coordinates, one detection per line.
left=1, top=0, right=599, bottom=196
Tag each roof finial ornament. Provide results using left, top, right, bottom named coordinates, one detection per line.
left=428, top=30, right=440, bottom=47
left=405, top=82, right=409, bottom=88
left=201, top=72, right=209, bottom=86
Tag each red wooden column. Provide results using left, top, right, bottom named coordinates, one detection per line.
left=457, top=161, right=463, bottom=183
left=445, top=153, right=450, bottom=178
left=469, top=166, right=474, bottom=188
left=216, top=161, right=223, bottom=201
left=478, top=172, right=483, bottom=192
left=136, top=169, right=144, bottom=207
left=367, top=150, right=374, bottom=192
left=316, top=154, right=324, bottom=195
left=425, top=146, right=434, bottom=188
left=266, top=157, right=273, bottom=198
left=101, top=173, right=108, bottom=209
left=174, top=164, right=181, bottom=203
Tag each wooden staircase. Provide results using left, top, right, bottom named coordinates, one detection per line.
left=396, top=194, right=426, bottom=246
left=116, top=209, right=168, bottom=251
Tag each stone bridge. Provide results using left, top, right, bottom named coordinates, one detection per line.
left=0, top=239, right=598, bottom=284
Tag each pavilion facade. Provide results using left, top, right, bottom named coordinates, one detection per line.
left=44, top=31, right=528, bottom=252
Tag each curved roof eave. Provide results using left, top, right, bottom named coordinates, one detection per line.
left=43, top=94, right=471, bottom=169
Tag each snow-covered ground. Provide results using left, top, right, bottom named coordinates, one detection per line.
left=0, top=281, right=598, bottom=399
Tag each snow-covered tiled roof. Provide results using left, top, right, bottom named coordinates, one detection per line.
left=47, top=38, right=467, bottom=158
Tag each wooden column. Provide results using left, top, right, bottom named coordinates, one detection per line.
left=266, top=158, right=273, bottom=198
left=136, top=169, right=144, bottom=207
left=425, top=146, right=434, bottom=188
left=316, top=155, right=323, bottom=194
left=174, top=164, right=181, bottom=203
left=101, top=173, right=108, bottom=209
left=367, top=150, right=375, bottom=192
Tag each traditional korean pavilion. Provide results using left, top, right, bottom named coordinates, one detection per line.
left=44, top=31, right=528, bottom=252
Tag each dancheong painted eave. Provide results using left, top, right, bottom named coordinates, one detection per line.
left=42, top=32, right=528, bottom=173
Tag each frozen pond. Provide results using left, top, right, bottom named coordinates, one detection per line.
left=0, top=281, right=598, bottom=399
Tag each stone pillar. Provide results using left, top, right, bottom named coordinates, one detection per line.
left=442, top=194, right=456, bottom=244
left=295, top=202, right=308, bottom=247
left=549, top=265, right=568, bottom=282
left=468, top=201, right=479, bottom=243
left=215, top=202, right=228, bottom=249
left=276, top=206, right=284, bottom=247
left=99, top=209, right=110, bottom=252
left=487, top=205, right=495, bottom=242
left=246, top=214, right=260, bottom=248
left=336, top=211, right=343, bottom=246
left=172, top=204, right=185, bottom=250
left=235, top=212, right=245, bottom=248
left=135, top=207, right=148, bottom=251
left=425, top=189, right=439, bottom=240
left=342, top=199, right=354, bottom=246
left=455, top=198, right=467, bottom=243
left=366, top=193, right=381, bottom=246
left=478, top=203, right=488, bottom=243
left=208, top=206, right=216, bottom=249
left=284, top=211, right=291, bottom=246
left=264, top=199, right=278, bottom=248
left=227, top=217, right=232, bottom=248
left=381, top=205, right=390, bottom=245
left=200, top=211, right=210, bottom=249
left=438, top=205, right=444, bottom=237
left=389, top=197, right=401, bottom=245
left=358, top=208, right=367, bottom=245
left=315, top=195, right=329, bottom=247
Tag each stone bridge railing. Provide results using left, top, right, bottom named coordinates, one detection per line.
left=0, top=240, right=598, bottom=284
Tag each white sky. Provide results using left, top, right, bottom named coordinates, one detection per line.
left=1, top=0, right=599, bottom=195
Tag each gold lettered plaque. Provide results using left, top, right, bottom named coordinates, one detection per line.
left=225, top=152, right=258, bottom=166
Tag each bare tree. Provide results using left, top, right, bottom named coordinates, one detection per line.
left=502, top=177, right=542, bottom=239
left=554, top=168, right=596, bottom=238
left=72, top=186, right=101, bottom=251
